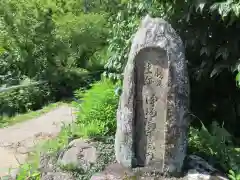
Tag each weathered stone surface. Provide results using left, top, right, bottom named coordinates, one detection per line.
left=41, top=172, right=75, bottom=180
left=90, top=163, right=135, bottom=180
left=57, top=138, right=97, bottom=172
left=39, top=137, right=116, bottom=180
left=115, top=14, right=189, bottom=175
left=187, top=170, right=228, bottom=180
left=90, top=163, right=169, bottom=180
left=186, top=155, right=228, bottom=180
left=39, top=152, right=74, bottom=180
left=89, top=163, right=183, bottom=180
left=90, top=156, right=228, bottom=180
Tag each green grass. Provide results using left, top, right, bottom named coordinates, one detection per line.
left=23, top=123, right=72, bottom=170
left=0, top=101, right=71, bottom=128
left=0, top=100, right=73, bottom=180
left=8, top=80, right=240, bottom=179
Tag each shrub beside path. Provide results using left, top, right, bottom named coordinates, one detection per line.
left=0, top=105, right=75, bottom=178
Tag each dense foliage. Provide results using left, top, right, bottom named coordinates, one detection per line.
left=73, top=81, right=240, bottom=176
left=102, top=0, right=240, bottom=138
left=1, top=0, right=240, bottom=177
left=2, top=0, right=240, bottom=136
left=73, top=79, right=119, bottom=138
left=0, top=0, right=108, bottom=114
left=165, top=0, right=240, bottom=138
left=0, top=82, right=53, bottom=116
left=189, top=122, right=240, bottom=172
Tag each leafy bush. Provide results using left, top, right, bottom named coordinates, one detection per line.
left=0, top=83, right=54, bottom=116
left=0, top=0, right=109, bottom=101
left=104, top=1, right=167, bottom=79
left=88, top=47, right=109, bottom=72
left=189, top=121, right=240, bottom=173
left=86, top=0, right=240, bottom=138
left=163, top=0, right=240, bottom=137
left=73, top=78, right=119, bottom=138
left=48, top=68, right=102, bottom=99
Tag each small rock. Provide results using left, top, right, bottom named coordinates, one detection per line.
left=186, top=155, right=229, bottom=180
left=186, top=155, right=217, bottom=173
left=57, top=138, right=97, bottom=172
left=187, top=169, right=228, bottom=180
left=39, top=152, right=74, bottom=180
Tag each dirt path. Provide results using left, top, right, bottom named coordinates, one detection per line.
left=0, top=105, right=75, bottom=178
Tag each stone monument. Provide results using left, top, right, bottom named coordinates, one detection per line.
left=115, top=14, right=190, bottom=176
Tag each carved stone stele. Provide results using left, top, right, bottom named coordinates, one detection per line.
left=115, top=14, right=190, bottom=176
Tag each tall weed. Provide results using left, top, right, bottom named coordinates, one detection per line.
left=189, top=121, right=240, bottom=172
left=73, top=78, right=119, bottom=138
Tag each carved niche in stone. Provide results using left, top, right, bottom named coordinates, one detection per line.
left=115, top=14, right=189, bottom=176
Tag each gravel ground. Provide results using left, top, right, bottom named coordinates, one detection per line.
left=0, top=105, right=75, bottom=177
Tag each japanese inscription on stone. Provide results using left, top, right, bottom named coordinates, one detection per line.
left=115, top=15, right=189, bottom=176
left=135, top=47, right=168, bottom=168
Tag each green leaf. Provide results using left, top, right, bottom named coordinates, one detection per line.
left=195, top=0, right=206, bottom=13
left=210, top=3, right=219, bottom=12
left=0, top=47, right=5, bottom=55
left=229, top=170, right=235, bottom=175
left=210, top=62, right=229, bottom=78
left=236, top=174, right=240, bottom=180
left=228, top=174, right=236, bottom=180
left=235, top=72, right=240, bottom=84
left=233, top=5, right=240, bottom=17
